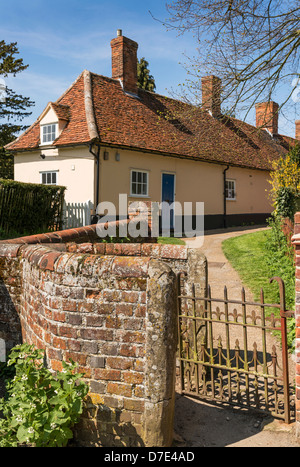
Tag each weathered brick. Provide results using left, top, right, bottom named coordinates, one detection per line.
left=107, top=382, right=132, bottom=397
left=89, top=380, right=106, bottom=394
left=58, top=325, right=78, bottom=339
left=53, top=336, right=67, bottom=350
left=90, top=356, right=106, bottom=368
left=107, top=357, right=134, bottom=370
left=123, top=371, right=144, bottom=385
left=94, top=369, right=121, bottom=381
left=80, top=328, right=113, bottom=341
left=65, top=351, right=87, bottom=366
left=68, top=314, right=82, bottom=325
left=123, top=399, right=144, bottom=412
left=85, top=315, right=105, bottom=327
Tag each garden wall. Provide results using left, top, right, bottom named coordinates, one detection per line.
left=0, top=223, right=207, bottom=447
left=292, top=213, right=300, bottom=436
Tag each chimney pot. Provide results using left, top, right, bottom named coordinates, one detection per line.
left=117, top=29, right=122, bottom=37
left=201, top=75, right=222, bottom=118
left=255, top=101, right=279, bottom=135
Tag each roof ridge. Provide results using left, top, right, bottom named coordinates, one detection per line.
left=55, top=70, right=85, bottom=105
left=83, top=70, right=99, bottom=141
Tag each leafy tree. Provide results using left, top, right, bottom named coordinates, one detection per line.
left=269, top=144, right=300, bottom=219
left=137, top=57, right=156, bottom=92
left=0, top=41, right=34, bottom=178
left=159, top=1, right=300, bottom=116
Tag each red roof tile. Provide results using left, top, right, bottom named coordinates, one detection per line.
left=6, top=70, right=295, bottom=170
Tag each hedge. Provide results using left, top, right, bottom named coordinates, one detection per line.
left=0, top=179, right=66, bottom=235
left=0, top=149, right=13, bottom=180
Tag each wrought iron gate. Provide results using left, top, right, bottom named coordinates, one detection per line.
left=177, top=273, right=295, bottom=423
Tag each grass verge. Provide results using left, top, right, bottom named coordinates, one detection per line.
left=222, top=228, right=295, bottom=348
left=157, top=237, right=186, bottom=245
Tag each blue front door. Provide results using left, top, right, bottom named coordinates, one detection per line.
left=161, top=173, right=175, bottom=230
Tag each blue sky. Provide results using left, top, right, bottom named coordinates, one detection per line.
left=2, top=0, right=299, bottom=137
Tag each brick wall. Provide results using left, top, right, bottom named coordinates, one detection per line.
left=0, top=244, right=22, bottom=352
left=0, top=224, right=207, bottom=447
left=292, top=213, right=300, bottom=435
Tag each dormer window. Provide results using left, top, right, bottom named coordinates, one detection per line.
left=41, top=123, right=58, bottom=145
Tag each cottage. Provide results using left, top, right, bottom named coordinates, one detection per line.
left=6, top=30, right=298, bottom=230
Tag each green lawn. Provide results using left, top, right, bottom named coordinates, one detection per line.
left=222, top=229, right=295, bottom=348
left=222, top=229, right=294, bottom=309
left=157, top=236, right=186, bottom=245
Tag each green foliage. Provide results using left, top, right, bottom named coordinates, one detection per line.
left=266, top=216, right=295, bottom=348
left=275, top=187, right=296, bottom=219
left=157, top=236, right=185, bottom=245
left=269, top=144, right=300, bottom=220
left=0, top=40, right=34, bottom=137
left=137, top=57, right=156, bottom=92
left=0, top=147, right=13, bottom=180
left=0, top=344, right=89, bottom=447
left=0, top=179, right=66, bottom=234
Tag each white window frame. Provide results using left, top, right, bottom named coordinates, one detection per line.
left=226, top=179, right=236, bottom=200
left=130, top=169, right=149, bottom=197
left=40, top=123, right=58, bottom=145
left=40, top=170, right=58, bottom=185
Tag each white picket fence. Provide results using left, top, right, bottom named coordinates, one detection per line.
left=62, top=200, right=94, bottom=229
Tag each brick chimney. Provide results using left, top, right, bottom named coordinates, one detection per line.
left=296, top=120, right=300, bottom=140
left=201, top=75, right=222, bottom=117
left=255, top=101, right=279, bottom=135
left=111, top=29, right=138, bottom=96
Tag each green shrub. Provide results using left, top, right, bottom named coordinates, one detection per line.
left=0, top=344, right=89, bottom=447
left=0, top=179, right=66, bottom=235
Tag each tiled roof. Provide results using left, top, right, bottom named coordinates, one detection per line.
left=50, top=103, right=70, bottom=121
left=6, top=70, right=295, bottom=170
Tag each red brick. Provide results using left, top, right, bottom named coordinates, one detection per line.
left=123, top=371, right=144, bottom=385
left=80, top=328, right=113, bottom=341
left=116, top=303, right=133, bottom=316
left=52, top=311, right=66, bottom=323
left=107, top=382, right=132, bottom=397
left=53, top=336, right=67, bottom=350
left=85, top=315, right=105, bottom=327
left=58, top=325, right=78, bottom=339
left=106, top=316, right=122, bottom=328
left=112, top=257, right=149, bottom=278
left=62, top=299, right=77, bottom=312
left=107, top=357, right=134, bottom=370
left=39, top=251, right=62, bottom=271
left=119, top=331, right=145, bottom=344
left=94, top=369, right=121, bottom=381
left=78, top=243, right=93, bottom=253
left=65, top=351, right=87, bottom=366
left=50, top=360, right=63, bottom=372
left=86, top=289, right=101, bottom=299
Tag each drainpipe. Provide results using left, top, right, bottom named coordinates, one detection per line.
left=223, top=165, right=229, bottom=228
left=89, top=142, right=101, bottom=216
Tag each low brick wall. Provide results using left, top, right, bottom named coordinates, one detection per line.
left=0, top=225, right=207, bottom=447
